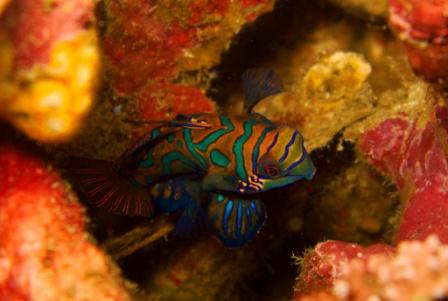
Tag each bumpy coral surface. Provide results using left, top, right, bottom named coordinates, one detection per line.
left=295, top=62, right=448, bottom=301
left=389, top=0, right=448, bottom=80
left=294, top=54, right=448, bottom=301
left=296, top=236, right=448, bottom=301
left=252, top=51, right=375, bottom=151
left=360, top=105, right=448, bottom=243
left=0, top=0, right=99, bottom=142
left=295, top=241, right=394, bottom=296
left=0, top=136, right=131, bottom=301
left=0, top=0, right=9, bottom=14
left=102, top=0, right=273, bottom=121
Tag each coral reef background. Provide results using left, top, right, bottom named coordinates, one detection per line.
left=2, top=0, right=448, bottom=300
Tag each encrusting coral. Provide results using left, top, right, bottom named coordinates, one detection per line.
left=293, top=1, right=448, bottom=297
left=389, top=0, right=448, bottom=81
left=0, top=0, right=99, bottom=142
left=102, top=0, right=274, bottom=122
left=0, top=134, right=131, bottom=301
left=296, top=236, right=448, bottom=301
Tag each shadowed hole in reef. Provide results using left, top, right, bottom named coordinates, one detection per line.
left=236, top=134, right=357, bottom=301
left=208, top=0, right=351, bottom=105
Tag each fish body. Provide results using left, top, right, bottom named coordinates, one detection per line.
left=70, top=69, right=316, bottom=247
left=128, top=113, right=314, bottom=194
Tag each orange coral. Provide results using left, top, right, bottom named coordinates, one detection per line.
left=0, top=0, right=9, bottom=14
left=0, top=136, right=131, bottom=301
left=0, top=0, right=99, bottom=142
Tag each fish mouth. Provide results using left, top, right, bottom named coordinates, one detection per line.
left=216, top=167, right=316, bottom=197
left=288, top=161, right=316, bottom=181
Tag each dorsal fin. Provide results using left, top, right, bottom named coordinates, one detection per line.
left=122, top=118, right=212, bottom=129
left=242, top=68, right=284, bottom=114
left=118, top=128, right=182, bottom=176
left=249, top=112, right=274, bottom=124
left=119, top=115, right=211, bottom=175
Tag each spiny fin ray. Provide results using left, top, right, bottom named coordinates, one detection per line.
left=242, top=68, right=284, bottom=113
left=68, top=157, right=153, bottom=217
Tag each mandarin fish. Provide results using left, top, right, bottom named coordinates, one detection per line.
left=70, top=68, right=316, bottom=247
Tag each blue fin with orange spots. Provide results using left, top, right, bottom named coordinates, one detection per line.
left=151, top=178, right=198, bottom=214
left=150, top=179, right=208, bottom=237
left=68, top=156, right=153, bottom=217
left=207, top=193, right=267, bottom=247
left=242, top=68, right=284, bottom=113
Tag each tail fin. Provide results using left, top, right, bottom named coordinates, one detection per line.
left=68, top=157, right=153, bottom=217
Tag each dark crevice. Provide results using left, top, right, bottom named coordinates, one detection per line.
left=207, top=0, right=349, bottom=106
left=238, top=133, right=357, bottom=301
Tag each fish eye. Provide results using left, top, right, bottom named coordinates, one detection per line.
left=264, top=165, right=280, bottom=177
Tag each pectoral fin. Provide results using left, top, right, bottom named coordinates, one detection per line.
left=207, top=193, right=267, bottom=247
left=68, top=156, right=153, bottom=217
left=153, top=179, right=208, bottom=237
